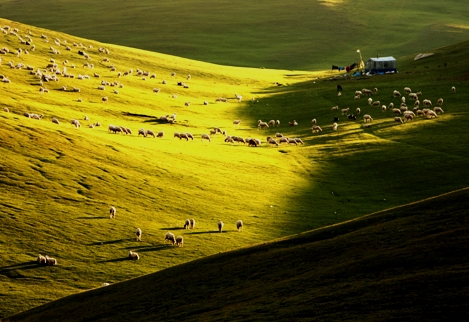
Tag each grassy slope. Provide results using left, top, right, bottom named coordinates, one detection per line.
left=1, top=0, right=469, bottom=69
left=1, top=19, right=469, bottom=318
left=4, top=188, right=469, bottom=322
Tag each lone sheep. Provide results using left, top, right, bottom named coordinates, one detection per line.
left=128, top=251, right=139, bottom=260
left=109, top=206, right=116, bottom=219
left=218, top=220, right=224, bottom=233
left=236, top=220, right=243, bottom=232
left=136, top=228, right=142, bottom=241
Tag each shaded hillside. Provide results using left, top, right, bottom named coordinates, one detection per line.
left=2, top=0, right=469, bottom=69
left=5, top=188, right=469, bottom=322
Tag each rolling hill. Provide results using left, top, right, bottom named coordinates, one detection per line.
left=1, top=17, right=469, bottom=319
left=1, top=0, right=469, bottom=70
left=4, top=188, right=469, bottom=321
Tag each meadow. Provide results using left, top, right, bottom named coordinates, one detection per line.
left=1, top=0, right=469, bottom=69
left=0, top=17, right=469, bottom=318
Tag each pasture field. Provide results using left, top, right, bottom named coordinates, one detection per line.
left=1, top=18, right=469, bottom=318
left=1, top=0, right=469, bottom=69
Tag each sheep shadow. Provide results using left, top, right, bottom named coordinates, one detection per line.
left=87, top=238, right=133, bottom=246
left=123, top=245, right=167, bottom=252
left=0, top=261, right=44, bottom=274
left=159, top=227, right=185, bottom=231
left=185, top=231, right=227, bottom=235
left=98, top=258, right=132, bottom=263
left=77, top=216, right=109, bottom=220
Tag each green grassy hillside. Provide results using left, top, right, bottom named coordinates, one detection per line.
left=5, top=188, right=469, bottom=322
left=1, top=0, right=469, bottom=69
left=1, top=18, right=469, bottom=318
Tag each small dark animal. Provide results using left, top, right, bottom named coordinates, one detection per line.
left=78, top=50, right=84, bottom=55
left=248, top=139, right=259, bottom=147
left=348, top=114, right=357, bottom=121
left=337, top=84, right=343, bottom=92
left=333, top=116, right=339, bottom=122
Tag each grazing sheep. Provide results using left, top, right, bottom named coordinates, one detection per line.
left=215, top=97, right=227, bottom=103
left=341, top=108, right=349, bottom=115
left=333, top=116, right=339, bottom=122
left=128, top=251, right=139, bottom=260
left=331, top=106, right=338, bottom=111
left=136, top=228, right=142, bottom=241
left=257, top=120, right=269, bottom=129
left=37, top=254, right=47, bottom=265
left=423, top=99, right=432, bottom=107
left=368, top=98, right=373, bottom=105
left=203, top=100, right=209, bottom=105
left=146, top=129, right=156, bottom=138
left=156, top=131, right=164, bottom=138
left=3, top=107, right=9, bottom=112
left=392, top=108, right=402, bottom=115
left=416, top=110, right=425, bottom=117
left=434, top=107, right=444, bottom=114
left=381, top=105, right=387, bottom=112
left=414, top=100, right=420, bottom=108
left=189, top=218, right=196, bottom=229
left=404, top=113, right=414, bottom=122
left=235, top=93, right=243, bottom=102
left=437, top=98, right=444, bottom=106
left=394, top=117, right=403, bottom=124
left=267, top=137, right=279, bottom=146
left=184, top=102, right=191, bottom=107
left=45, top=255, right=57, bottom=266
left=393, top=90, right=401, bottom=98
left=332, top=122, right=338, bottom=131
left=311, top=118, right=317, bottom=125
left=452, top=86, right=456, bottom=93
left=356, top=107, right=361, bottom=115
left=52, top=117, right=60, bottom=125
left=102, top=97, right=108, bottom=103
left=102, top=283, right=110, bottom=287
left=138, top=128, right=148, bottom=137
left=371, top=100, right=380, bottom=107
left=184, top=219, right=191, bottom=229
left=401, top=97, right=406, bottom=103
left=363, top=114, right=373, bottom=122
left=201, top=133, right=211, bottom=142
left=153, top=88, right=161, bottom=94
left=426, top=110, right=438, bottom=118
left=164, top=232, right=176, bottom=245
left=218, top=221, right=224, bottom=233
left=408, top=93, right=418, bottom=100
left=236, top=220, right=243, bottom=232
left=233, top=119, right=241, bottom=127
left=337, top=91, right=342, bottom=97
left=175, top=236, right=184, bottom=247
left=275, top=120, right=280, bottom=127
left=71, top=119, right=81, bottom=128
left=109, top=206, right=116, bottom=219
left=373, top=87, right=378, bottom=94
left=312, top=125, right=323, bottom=133
left=404, top=87, right=412, bottom=94
left=389, top=102, right=394, bottom=109
left=268, top=119, right=276, bottom=127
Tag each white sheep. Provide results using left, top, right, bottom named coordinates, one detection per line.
left=404, top=87, right=412, bottom=94
left=71, top=119, right=81, bottom=128
left=451, top=86, right=456, bottom=93
left=408, top=93, right=418, bottom=100
left=356, top=107, right=361, bottom=115
left=175, top=236, right=184, bottom=247
left=37, top=254, right=47, bottom=265
left=331, top=106, right=338, bottom=111
left=218, top=220, right=224, bottom=233
left=312, top=125, right=322, bottom=133
left=332, top=122, right=338, bottom=131
left=128, top=251, right=139, bottom=260
left=233, top=120, right=241, bottom=127
left=3, top=107, right=9, bottom=112
left=153, top=88, right=161, bottom=94
left=426, top=110, right=438, bottom=119
left=136, top=228, right=142, bottom=241
left=437, top=98, right=443, bottom=106
left=404, top=113, right=414, bottom=122
left=164, top=232, right=176, bottom=245
left=184, top=219, right=191, bottom=229
left=393, top=90, right=401, bottom=98
left=235, top=93, right=243, bottom=102
left=45, top=255, right=57, bottom=266
left=52, top=117, right=60, bottom=125
left=371, top=101, right=380, bottom=107
left=201, top=133, right=211, bottom=142
left=190, top=218, right=196, bottom=229
left=433, top=107, right=444, bottom=114
left=341, top=108, right=349, bottom=115
left=394, top=117, right=403, bottom=124
left=236, top=220, right=243, bottom=232
left=367, top=98, right=373, bottom=105
left=109, top=206, right=116, bottom=219
left=157, top=131, right=164, bottom=138
left=423, top=99, right=432, bottom=107
left=363, top=114, right=373, bottom=122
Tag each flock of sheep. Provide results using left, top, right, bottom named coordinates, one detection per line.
left=107, top=207, right=244, bottom=261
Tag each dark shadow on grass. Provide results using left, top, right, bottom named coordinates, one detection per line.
left=123, top=245, right=167, bottom=252
left=159, top=227, right=185, bottom=231
left=77, top=216, right=109, bottom=220
left=99, top=258, right=131, bottom=263
left=0, top=261, right=39, bottom=271
left=185, top=231, right=227, bottom=235
left=87, top=238, right=133, bottom=246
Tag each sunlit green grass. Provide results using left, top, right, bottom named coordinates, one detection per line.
left=1, top=0, right=469, bottom=69
left=1, top=18, right=469, bottom=317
